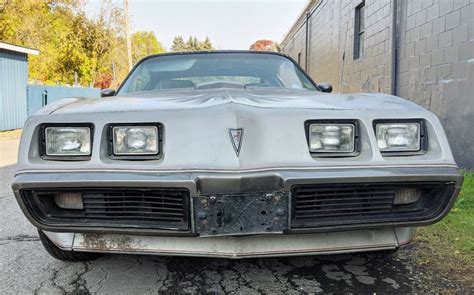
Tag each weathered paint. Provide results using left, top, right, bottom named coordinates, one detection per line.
left=42, top=228, right=416, bottom=258
left=0, top=49, right=28, bottom=131
left=27, top=85, right=100, bottom=116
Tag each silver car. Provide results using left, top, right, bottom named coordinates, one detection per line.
left=12, top=51, right=463, bottom=261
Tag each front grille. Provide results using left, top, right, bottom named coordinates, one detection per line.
left=82, top=190, right=188, bottom=223
left=291, top=182, right=455, bottom=228
left=21, top=188, right=190, bottom=231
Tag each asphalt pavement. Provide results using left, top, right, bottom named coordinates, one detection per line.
left=0, top=135, right=469, bottom=294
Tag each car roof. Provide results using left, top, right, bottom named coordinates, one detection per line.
left=140, top=50, right=290, bottom=60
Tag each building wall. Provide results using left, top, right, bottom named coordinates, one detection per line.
left=281, top=0, right=474, bottom=168
left=396, top=0, right=474, bottom=168
left=0, top=49, right=28, bottom=131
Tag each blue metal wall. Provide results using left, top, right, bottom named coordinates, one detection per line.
left=27, top=85, right=100, bottom=116
left=0, top=49, right=28, bottom=131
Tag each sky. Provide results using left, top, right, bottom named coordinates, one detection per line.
left=85, top=0, right=309, bottom=50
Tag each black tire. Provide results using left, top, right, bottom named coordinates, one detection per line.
left=38, top=230, right=102, bottom=262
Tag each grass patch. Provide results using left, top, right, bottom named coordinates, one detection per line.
left=415, top=171, right=473, bottom=287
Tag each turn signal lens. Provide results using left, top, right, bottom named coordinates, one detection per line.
left=394, top=188, right=422, bottom=205
left=54, top=192, right=83, bottom=210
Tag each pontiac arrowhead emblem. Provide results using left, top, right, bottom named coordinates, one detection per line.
left=229, top=128, right=244, bottom=156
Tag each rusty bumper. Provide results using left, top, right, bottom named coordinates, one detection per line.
left=43, top=227, right=416, bottom=258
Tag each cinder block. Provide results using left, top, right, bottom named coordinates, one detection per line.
left=446, top=9, right=461, bottom=30
left=444, top=46, right=460, bottom=63
left=470, top=23, right=474, bottom=41
left=453, top=0, right=470, bottom=10
left=410, top=27, right=421, bottom=43
left=451, top=61, right=467, bottom=77
left=459, top=41, right=474, bottom=59
left=440, top=0, right=454, bottom=16
left=460, top=4, right=473, bottom=24
left=431, top=49, right=445, bottom=65
left=416, top=9, right=428, bottom=26
left=426, top=3, right=440, bottom=21
left=420, top=22, right=433, bottom=38
left=437, top=64, right=452, bottom=80
left=438, top=30, right=453, bottom=47
left=453, top=24, right=469, bottom=43
left=422, top=0, right=434, bottom=10
left=432, top=16, right=446, bottom=34
left=415, top=39, right=427, bottom=54
left=426, top=66, right=438, bottom=82
left=425, top=35, right=439, bottom=49
left=420, top=52, right=431, bottom=66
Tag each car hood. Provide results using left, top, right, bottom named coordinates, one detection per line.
left=39, top=88, right=424, bottom=115
left=20, top=87, right=454, bottom=172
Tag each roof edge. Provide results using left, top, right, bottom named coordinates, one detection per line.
left=0, top=41, right=39, bottom=55
left=280, top=0, right=321, bottom=48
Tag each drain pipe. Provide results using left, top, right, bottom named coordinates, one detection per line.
left=390, top=0, right=398, bottom=95
left=305, top=11, right=310, bottom=72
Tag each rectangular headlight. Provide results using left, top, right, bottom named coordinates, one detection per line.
left=375, top=122, right=420, bottom=152
left=45, top=127, right=91, bottom=156
left=113, top=126, right=159, bottom=155
left=308, top=123, right=355, bottom=153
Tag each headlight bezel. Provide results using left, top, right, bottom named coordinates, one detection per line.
left=373, top=119, right=427, bottom=156
left=39, top=123, right=94, bottom=161
left=107, top=123, right=163, bottom=160
left=304, top=120, right=360, bottom=157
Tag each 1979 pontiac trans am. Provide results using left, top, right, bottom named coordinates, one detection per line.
left=12, top=51, right=463, bottom=261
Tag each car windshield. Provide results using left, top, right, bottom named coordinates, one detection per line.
left=118, top=52, right=318, bottom=94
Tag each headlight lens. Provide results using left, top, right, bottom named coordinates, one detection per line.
left=376, top=123, right=420, bottom=152
left=113, top=126, right=158, bottom=155
left=45, top=127, right=91, bottom=156
left=309, top=124, right=355, bottom=153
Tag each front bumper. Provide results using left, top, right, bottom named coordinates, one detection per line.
left=43, top=227, right=416, bottom=258
left=12, top=166, right=463, bottom=237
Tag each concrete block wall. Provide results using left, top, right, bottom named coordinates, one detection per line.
left=281, top=0, right=474, bottom=168
left=338, top=0, right=393, bottom=94
left=396, top=0, right=474, bottom=168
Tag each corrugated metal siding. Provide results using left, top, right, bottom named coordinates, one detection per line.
left=27, top=85, right=100, bottom=116
left=0, top=49, right=28, bottom=131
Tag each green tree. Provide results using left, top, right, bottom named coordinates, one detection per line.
left=171, top=36, right=186, bottom=52
left=131, top=31, right=165, bottom=63
left=171, top=35, right=214, bottom=52
left=200, top=36, right=213, bottom=50
left=0, top=0, right=166, bottom=87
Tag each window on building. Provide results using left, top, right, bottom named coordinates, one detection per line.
left=297, top=52, right=302, bottom=66
left=354, top=1, right=365, bottom=60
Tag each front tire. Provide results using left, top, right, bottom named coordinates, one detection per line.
left=38, top=230, right=102, bottom=262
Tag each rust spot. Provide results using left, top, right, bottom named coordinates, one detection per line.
left=81, top=234, right=141, bottom=251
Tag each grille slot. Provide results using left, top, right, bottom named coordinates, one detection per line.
left=25, top=188, right=190, bottom=231
left=82, top=191, right=186, bottom=222
left=294, top=186, right=395, bottom=219
left=291, top=182, right=452, bottom=229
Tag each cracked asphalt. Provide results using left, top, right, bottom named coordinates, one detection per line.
left=0, top=163, right=469, bottom=294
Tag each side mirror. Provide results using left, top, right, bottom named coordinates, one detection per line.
left=101, top=88, right=116, bottom=97
left=318, top=83, right=333, bottom=93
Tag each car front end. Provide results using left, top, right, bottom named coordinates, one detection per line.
left=12, top=52, right=463, bottom=259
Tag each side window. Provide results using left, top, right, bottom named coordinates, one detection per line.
left=277, top=63, right=304, bottom=89
left=354, top=1, right=365, bottom=60
left=129, top=70, right=151, bottom=92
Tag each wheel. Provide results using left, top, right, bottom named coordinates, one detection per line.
left=38, top=230, right=102, bottom=262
